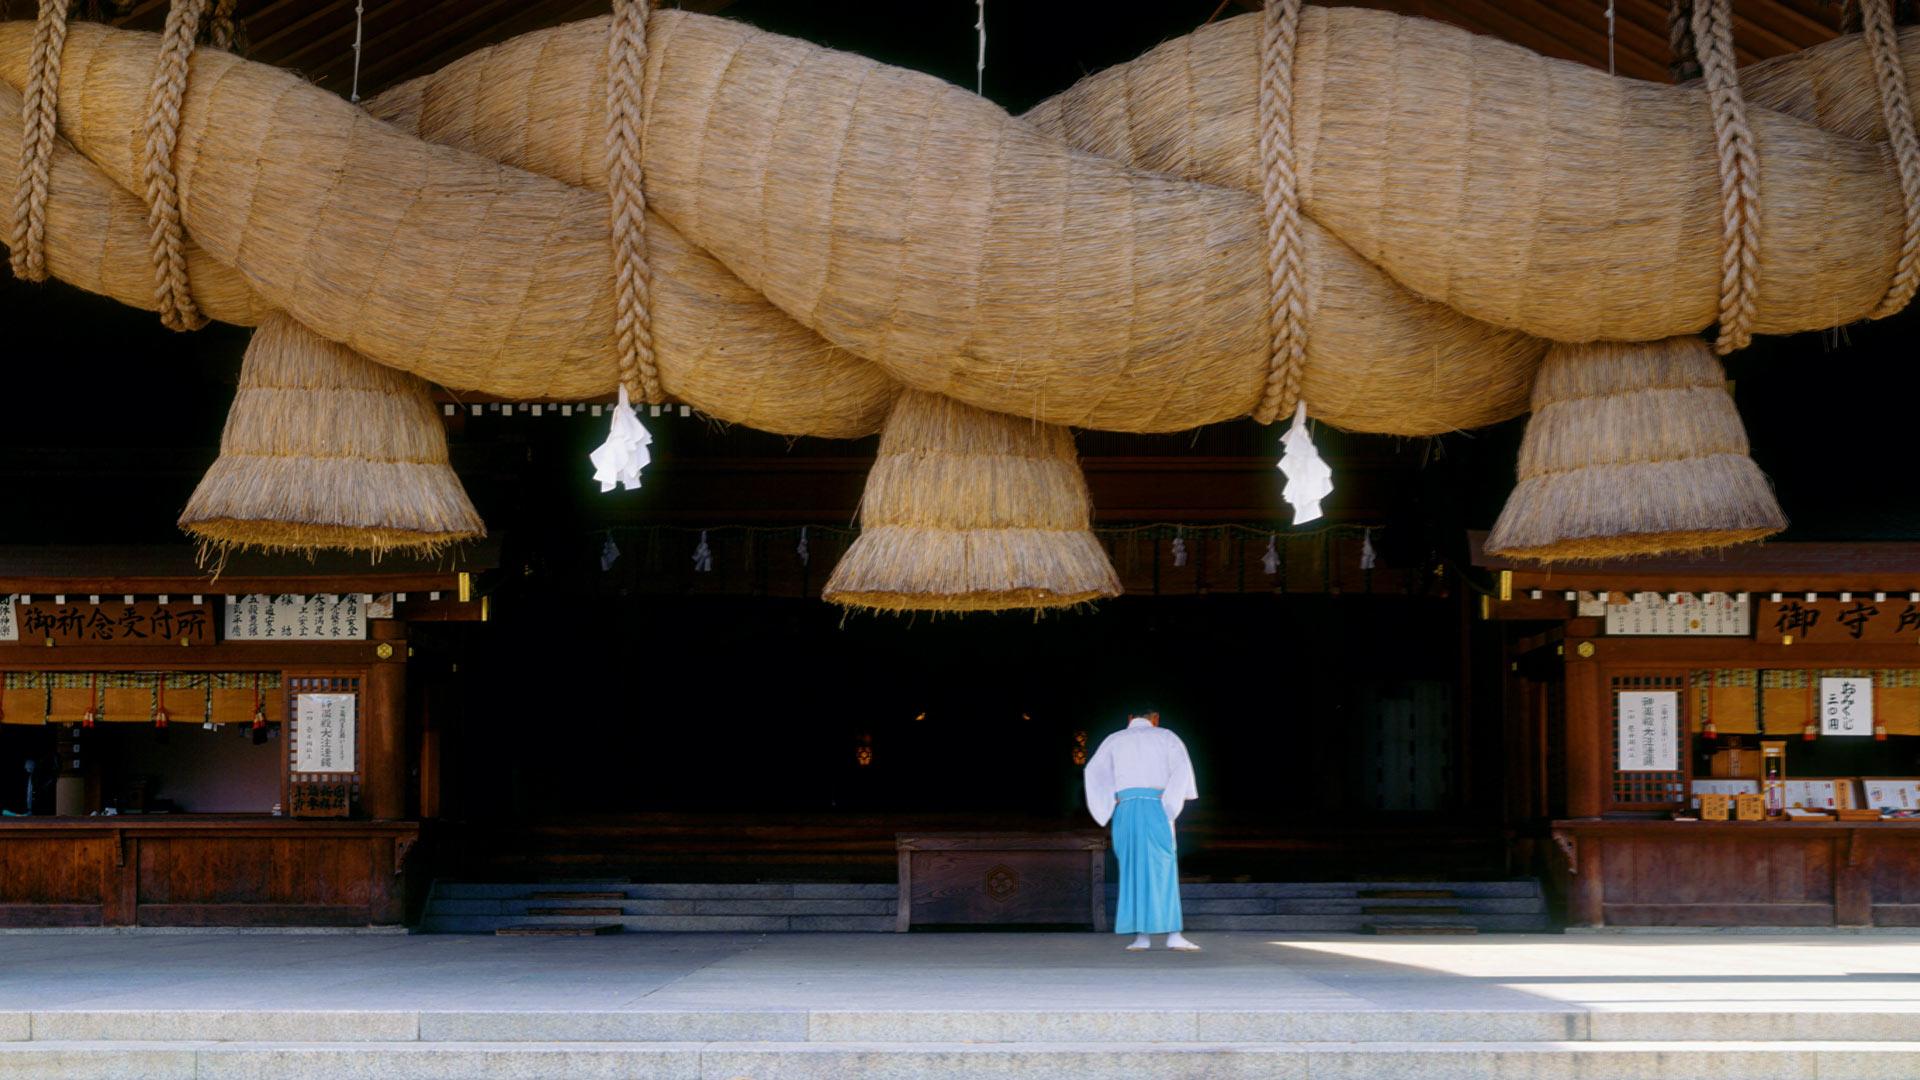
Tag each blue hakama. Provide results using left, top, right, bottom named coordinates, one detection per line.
left=1112, top=787, right=1182, bottom=935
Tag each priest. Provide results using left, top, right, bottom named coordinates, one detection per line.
left=1084, top=707, right=1200, bottom=951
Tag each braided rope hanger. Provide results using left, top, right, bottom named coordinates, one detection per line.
left=1684, top=0, right=1763, bottom=355
left=605, top=0, right=663, bottom=408
left=11, top=0, right=220, bottom=332
left=1860, top=0, right=1920, bottom=318
left=9, top=0, right=70, bottom=284
left=590, top=0, right=661, bottom=492
left=1254, top=0, right=1307, bottom=426
left=143, top=0, right=212, bottom=331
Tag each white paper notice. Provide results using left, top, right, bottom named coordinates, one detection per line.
left=1820, top=677, right=1874, bottom=737
left=224, top=595, right=367, bottom=641
left=1618, top=691, right=1679, bottom=772
left=0, top=595, right=14, bottom=642
left=1605, top=593, right=1750, bottom=636
left=294, top=693, right=357, bottom=773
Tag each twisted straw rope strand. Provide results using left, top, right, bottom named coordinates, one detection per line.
left=141, top=0, right=210, bottom=331
left=208, top=0, right=237, bottom=53
left=9, top=0, right=70, bottom=283
left=605, top=0, right=663, bottom=406
left=1861, top=0, right=1920, bottom=319
left=1689, top=0, right=1762, bottom=355
left=1254, top=0, right=1307, bottom=426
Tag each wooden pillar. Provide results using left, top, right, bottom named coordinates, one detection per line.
left=1563, top=832, right=1604, bottom=927
left=1566, top=647, right=1605, bottom=818
left=365, top=621, right=408, bottom=821
left=1835, top=830, right=1873, bottom=927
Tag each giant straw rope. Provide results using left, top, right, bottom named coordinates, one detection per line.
left=4, top=9, right=1920, bottom=443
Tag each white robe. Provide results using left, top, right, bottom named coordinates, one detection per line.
left=1083, top=718, right=1199, bottom=827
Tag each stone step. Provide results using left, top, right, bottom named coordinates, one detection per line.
left=433, top=882, right=897, bottom=901
left=494, top=924, right=623, bottom=937
left=1363, top=924, right=1479, bottom=935
left=1174, top=897, right=1544, bottom=915
left=2, top=1040, right=1914, bottom=1079
left=425, top=897, right=898, bottom=917
left=1152, top=880, right=1542, bottom=899
left=1183, top=912, right=1550, bottom=932
left=418, top=913, right=897, bottom=934
left=14, top=1008, right=1920, bottom=1044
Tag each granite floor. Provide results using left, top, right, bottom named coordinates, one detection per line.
left=2, top=930, right=1918, bottom=1020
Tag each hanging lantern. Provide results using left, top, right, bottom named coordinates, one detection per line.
left=855, top=733, right=874, bottom=767
left=1071, top=730, right=1088, bottom=766
left=81, top=675, right=97, bottom=729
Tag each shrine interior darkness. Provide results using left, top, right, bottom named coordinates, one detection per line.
left=2, top=0, right=1918, bottom=841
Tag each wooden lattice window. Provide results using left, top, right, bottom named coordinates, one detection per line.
left=1609, top=672, right=1689, bottom=810
left=284, top=674, right=364, bottom=816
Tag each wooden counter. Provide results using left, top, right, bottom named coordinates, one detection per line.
left=0, top=817, right=418, bottom=927
left=1552, top=819, right=1920, bottom=928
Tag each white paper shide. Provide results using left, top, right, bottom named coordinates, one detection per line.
left=294, top=693, right=357, bottom=773
left=1617, top=691, right=1678, bottom=772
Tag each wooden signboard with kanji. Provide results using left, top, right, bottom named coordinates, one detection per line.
left=1759, top=599, right=1920, bottom=643
left=11, top=601, right=214, bottom=646
left=287, top=780, right=351, bottom=818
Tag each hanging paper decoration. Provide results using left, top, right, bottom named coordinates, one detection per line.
left=797, top=526, right=810, bottom=567
left=1261, top=534, right=1279, bottom=576
left=1277, top=402, right=1333, bottom=524
left=600, top=530, right=621, bottom=571
left=1172, top=529, right=1188, bottom=568
left=692, top=530, right=713, bottom=572
left=588, top=384, right=653, bottom=493
left=1360, top=528, right=1377, bottom=570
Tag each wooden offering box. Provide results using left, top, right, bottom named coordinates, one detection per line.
left=896, top=831, right=1107, bottom=931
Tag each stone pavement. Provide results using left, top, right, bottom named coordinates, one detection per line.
left=1, top=931, right=1918, bottom=1077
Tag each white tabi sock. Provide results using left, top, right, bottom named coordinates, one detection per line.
left=1128, top=934, right=1151, bottom=950
left=1166, top=932, right=1200, bottom=951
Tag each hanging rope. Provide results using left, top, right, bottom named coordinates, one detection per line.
left=604, top=0, right=663, bottom=406
left=207, top=0, right=237, bottom=52
left=9, top=0, right=72, bottom=284
left=1667, top=0, right=1703, bottom=82
left=1254, top=0, right=1307, bottom=425
left=1861, top=0, right=1920, bottom=318
left=1687, top=0, right=1762, bottom=354
left=141, top=0, right=211, bottom=331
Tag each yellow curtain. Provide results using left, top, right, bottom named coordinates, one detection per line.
left=1761, top=669, right=1813, bottom=736
left=1694, top=670, right=1759, bottom=734
left=0, top=673, right=44, bottom=725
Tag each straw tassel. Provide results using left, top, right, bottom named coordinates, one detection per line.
left=1486, top=337, right=1785, bottom=562
left=824, top=391, right=1121, bottom=613
left=179, top=314, right=486, bottom=556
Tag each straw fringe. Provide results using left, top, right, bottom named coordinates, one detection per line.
left=1486, top=337, right=1786, bottom=562
left=178, top=314, right=485, bottom=557
left=824, top=391, right=1120, bottom=613
left=824, top=528, right=1122, bottom=613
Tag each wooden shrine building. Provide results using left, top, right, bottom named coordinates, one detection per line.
left=0, top=0, right=1917, bottom=934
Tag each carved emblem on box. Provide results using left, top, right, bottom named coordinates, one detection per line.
left=983, top=864, right=1020, bottom=902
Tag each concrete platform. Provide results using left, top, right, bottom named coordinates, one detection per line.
left=2, top=932, right=1918, bottom=1077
